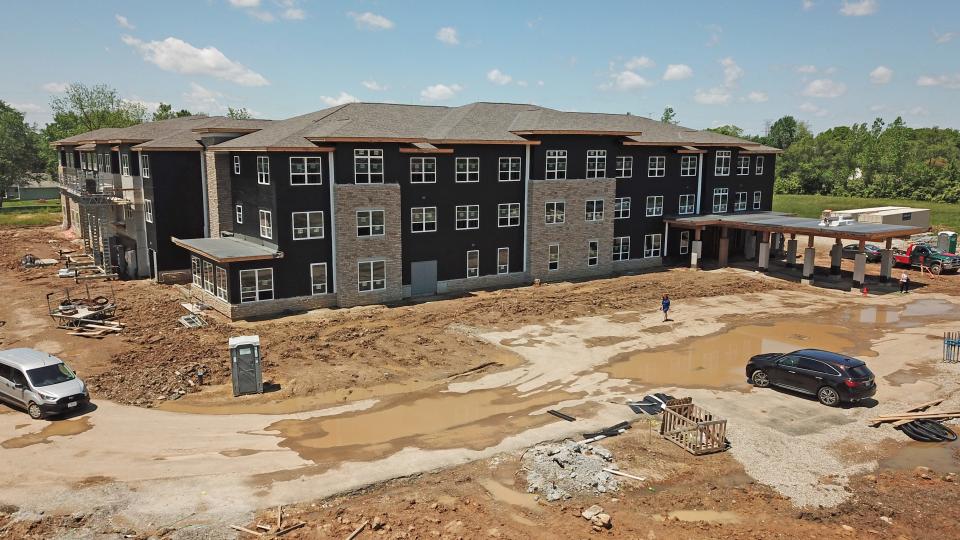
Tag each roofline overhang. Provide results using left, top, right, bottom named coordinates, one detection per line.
left=664, top=217, right=926, bottom=241
left=131, top=146, right=203, bottom=152
left=171, top=237, right=284, bottom=264
left=210, top=146, right=335, bottom=153
left=398, top=147, right=455, bottom=154
left=303, top=137, right=540, bottom=146
left=509, top=130, right=643, bottom=136
left=624, top=141, right=762, bottom=147
left=191, top=127, right=263, bottom=134
left=738, top=149, right=785, bottom=155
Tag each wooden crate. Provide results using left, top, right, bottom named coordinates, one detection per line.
left=659, top=397, right=727, bottom=455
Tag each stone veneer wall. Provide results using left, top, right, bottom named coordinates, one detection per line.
left=528, top=178, right=617, bottom=282
left=205, top=152, right=233, bottom=238
left=190, top=283, right=336, bottom=319
left=434, top=271, right=529, bottom=296
left=333, top=184, right=403, bottom=307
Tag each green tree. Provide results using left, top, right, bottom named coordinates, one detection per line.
left=706, top=125, right=744, bottom=138
left=0, top=101, right=45, bottom=208
left=227, top=107, right=252, bottom=120
left=764, top=116, right=807, bottom=150
left=660, top=106, right=677, bottom=125
left=152, top=103, right=194, bottom=121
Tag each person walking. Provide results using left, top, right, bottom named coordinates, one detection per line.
left=661, top=294, right=671, bottom=321
left=899, top=272, right=910, bottom=293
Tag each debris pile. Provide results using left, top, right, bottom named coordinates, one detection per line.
left=87, top=360, right=219, bottom=406
left=523, top=440, right=619, bottom=501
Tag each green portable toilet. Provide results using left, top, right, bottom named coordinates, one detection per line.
left=229, top=335, right=263, bottom=396
left=938, top=231, right=958, bottom=254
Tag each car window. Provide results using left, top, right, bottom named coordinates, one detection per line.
left=846, top=365, right=873, bottom=378
left=778, top=355, right=800, bottom=368
left=0, top=363, right=12, bottom=382
left=10, top=369, right=28, bottom=386
left=797, top=357, right=839, bottom=374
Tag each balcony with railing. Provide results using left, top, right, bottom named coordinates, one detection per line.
left=59, top=168, right=135, bottom=205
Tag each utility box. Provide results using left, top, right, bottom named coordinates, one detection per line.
left=229, top=335, right=263, bottom=396
left=939, top=231, right=958, bottom=253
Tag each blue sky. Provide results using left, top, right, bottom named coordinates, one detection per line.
left=2, top=0, right=959, bottom=134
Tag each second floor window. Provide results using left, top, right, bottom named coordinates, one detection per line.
left=585, top=199, right=604, bottom=221
left=144, top=199, right=154, bottom=223
left=756, top=156, right=765, bottom=175
left=679, top=194, right=696, bottom=215
left=645, top=195, right=664, bottom=217
left=233, top=155, right=241, bottom=175
left=753, top=191, right=762, bottom=209
left=498, top=203, right=521, bottom=227
left=455, top=157, right=479, bottom=182
left=713, top=188, right=729, bottom=213
left=466, top=250, right=479, bottom=278
left=257, top=156, right=270, bottom=184
left=715, top=150, right=731, bottom=176
left=545, top=201, right=565, bottom=224
left=545, top=150, right=567, bottom=179
left=354, top=149, right=384, bottom=183
left=680, top=155, right=698, bottom=177
left=455, top=205, right=480, bottom=229
left=411, top=207, right=437, bottom=232
left=140, top=154, right=150, bottom=177
left=614, top=197, right=631, bottom=219
left=410, top=157, right=436, bottom=183
left=586, top=150, right=606, bottom=178
left=357, top=209, right=385, bottom=236
left=292, top=211, right=325, bottom=239
left=121, top=154, right=130, bottom=176
left=259, top=209, right=273, bottom=239
left=499, top=157, right=521, bottom=181
left=290, top=157, right=322, bottom=185
left=648, top=156, right=666, bottom=177
left=737, top=156, right=750, bottom=175
left=734, top=191, right=748, bottom=211
left=616, top=156, right=633, bottom=178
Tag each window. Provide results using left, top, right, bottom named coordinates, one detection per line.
left=614, top=197, right=631, bottom=219
left=616, top=156, right=633, bottom=178
left=455, top=157, right=479, bottom=182
left=259, top=209, right=273, bottom=239
left=140, top=154, right=151, bottom=178
left=292, top=211, right=325, bottom=239
left=645, top=195, right=664, bottom=217
left=410, top=157, right=436, bottom=183
left=499, top=157, right=521, bottom=182
left=545, top=150, right=567, bottom=179
left=498, top=203, right=521, bottom=227
left=679, top=230, right=690, bottom=255
left=411, top=207, right=437, bottom=233
left=588, top=240, right=599, bottom=266
left=104, top=153, right=111, bottom=173
left=191, top=257, right=201, bottom=287
left=756, top=156, right=765, bottom=175
left=497, top=247, right=510, bottom=274
left=143, top=199, right=154, bottom=223
left=358, top=260, right=386, bottom=292
left=120, top=154, right=130, bottom=176
left=644, top=234, right=662, bottom=258
left=613, top=236, right=630, bottom=261
left=712, top=188, right=729, bottom=213
left=239, top=268, right=274, bottom=302
left=679, top=194, right=696, bottom=215
left=585, top=199, right=604, bottom=221
left=215, top=267, right=228, bottom=301
left=753, top=191, right=762, bottom=210
left=737, top=155, right=750, bottom=175
left=548, top=244, right=560, bottom=271
left=354, top=149, right=384, bottom=183
left=466, top=250, right=480, bottom=278
left=714, top=150, right=731, bottom=176
left=310, top=263, right=327, bottom=295
left=290, top=157, right=322, bottom=185
left=586, top=150, right=606, bottom=178
left=96, top=154, right=103, bottom=172
left=202, top=261, right=214, bottom=294
left=734, top=191, right=748, bottom=211
left=233, top=155, right=241, bottom=175
left=647, top=156, right=666, bottom=177
left=256, top=156, right=271, bottom=184
left=357, top=210, right=385, bottom=236
left=455, top=205, right=479, bottom=229
left=545, top=201, right=565, bottom=224
left=235, top=204, right=243, bottom=224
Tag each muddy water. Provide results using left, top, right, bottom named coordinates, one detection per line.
left=478, top=478, right=541, bottom=512
left=880, top=439, right=960, bottom=472
left=1, top=416, right=93, bottom=449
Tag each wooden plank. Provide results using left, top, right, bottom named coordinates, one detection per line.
left=547, top=410, right=576, bottom=422
left=904, top=399, right=944, bottom=412
left=275, top=522, right=305, bottom=536
left=229, top=525, right=263, bottom=537
left=345, top=520, right=369, bottom=540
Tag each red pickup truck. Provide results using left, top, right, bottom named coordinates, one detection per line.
left=893, top=243, right=960, bottom=274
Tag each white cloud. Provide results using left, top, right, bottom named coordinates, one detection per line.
left=125, top=97, right=162, bottom=113
left=281, top=8, right=305, bottom=20
left=869, top=65, right=893, bottom=85
left=320, top=91, right=360, bottom=106
left=796, top=64, right=818, bottom=74
left=840, top=0, right=877, bottom=16
left=624, top=56, right=655, bottom=70
left=229, top=0, right=260, bottom=6
left=115, top=14, right=135, bottom=30
left=420, top=83, right=462, bottom=101
left=602, top=71, right=653, bottom=91
left=362, top=80, right=388, bottom=91
left=934, top=30, right=957, bottom=44
left=537, top=80, right=545, bottom=87
left=436, top=27, right=459, bottom=45
left=802, top=78, right=847, bottom=98
left=746, top=91, right=769, bottom=103
left=348, top=11, right=394, bottom=30
left=917, top=74, right=960, bottom=89
left=720, top=57, right=743, bottom=88
left=799, top=102, right=828, bottom=117
left=802, top=0, right=815, bottom=10
left=516, top=80, right=528, bottom=87
left=121, top=35, right=269, bottom=86
left=487, top=68, right=512, bottom=85
left=694, top=87, right=731, bottom=105
left=41, top=82, right=69, bottom=93
left=183, top=83, right=227, bottom=113
left=249, top=10, right=274, bottom=22
left=663, top=64, right=693, bottom=81
left=10, top=102, right=44, bottom=113
left=908, top=106, right=929, bottom=116
left=870, top=104, right=886, bottom=112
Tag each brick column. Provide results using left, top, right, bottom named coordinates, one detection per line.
left=205, top=152, right=233, bottom=238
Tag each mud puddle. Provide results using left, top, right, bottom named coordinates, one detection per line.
left=478, top=478, right=541, bottom=512
left=1, top=416, right=93, bottom=449
left=880, top=439, right=960, bottom=472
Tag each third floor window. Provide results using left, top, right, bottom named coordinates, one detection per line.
left=499, top=157, right=521, bottom=182
left=410, top=157, right=436, bottom=183
left=545, top=150, right=567, bottom=179
left=680, top=155, right=698, bottom=177
left=290, top=157, right=322, bottom=185
left=257, top=156, right=270, bottom=184
left=455, top=157, right=479, bottom=182
left=647, top=156, right=666, bottom=177
left=357, top=209, right=385, bottom=236
left=586, top=150, right=606, bottom=178
left=354, top=149, right=384, bottom=183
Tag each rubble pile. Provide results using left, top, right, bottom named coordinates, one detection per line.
left=523, top=440, right=619, bottom=501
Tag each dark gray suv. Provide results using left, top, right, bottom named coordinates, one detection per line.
left=745, top=349, right=876, bottom=406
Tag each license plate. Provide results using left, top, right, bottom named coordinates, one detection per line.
left=67, top=401, right=77, bottom=408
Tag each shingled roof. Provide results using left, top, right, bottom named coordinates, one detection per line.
left=55, top=116, right=272, bottom=150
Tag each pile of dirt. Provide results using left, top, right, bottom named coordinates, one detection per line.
left=523, top=440, right=619, bottom=501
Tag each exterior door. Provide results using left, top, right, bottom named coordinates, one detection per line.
left=411, top=260, right=438, bottom=296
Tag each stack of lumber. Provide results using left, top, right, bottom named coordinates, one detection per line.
left=868, top=399, right=959, bottom=427
left=67, top=319, right=125, bottom=338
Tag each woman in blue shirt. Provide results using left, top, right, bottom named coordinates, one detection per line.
left=661, top=294, right=671, bottom=321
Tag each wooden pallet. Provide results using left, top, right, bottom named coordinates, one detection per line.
left=659, top=397, right=727, bottom=455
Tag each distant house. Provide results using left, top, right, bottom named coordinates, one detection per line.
left=3, top=176, right=60, bottom=202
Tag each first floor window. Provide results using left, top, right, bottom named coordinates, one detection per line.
left=734, top=191, right=748, bottom=211
left=644, top=234, right=662, bottom=258
left=715, top=150, right=731, bottom=176
left=679, top=230, right=690, bottom=255
left=215, top=266, right=227, bottom=300
left=548, top=244, right=560, bottom=271
left=144, top=199, right=154, bottom=222
left=499, top=157, right=521, bottom=181
left=233, top=155, right=241, bottom=175
left=290, top=156, right=323, bottom=185
left=466, top=250, right=479, bottom=278
left=498, top=203, right=521, bottom=227
left=497, top=247, right=510, bottom=274
left=645, top=195, right=664, bottom=217
left=239, top=268, right=273, bottom=302
left=357, top=209, right=385, bottom=236
left=545, top=201, right=565, bottom=224
left=354, top=149, right=384, bottom=183
left=455, top=157, right=479, bottom=182
left=202, top=261, right=214, bottom=293
left=756, top=156, right=765, bottom=175
left=614, top=197, right=631, bottom=219
left=712, top=188, right=728, bottom=213
left=293, top=211, right=325, bottom=239
left=680, top=155, right=698, bottom=177
left=140, top=154, right=151, bottom=178
left=410, top=157, right=436, bottom=183
left=259, top=209, right=273, bottom=239
left=257, top=156, right=270, bottom=184
left=647, top=156, right=666, bottom=177
left=96, top=154, right=103, bottom=172
left=737, top=155, right=750, bottom=175
left=613, top=236, right=630, bottom=261
left=235, top=204, right=243, bottom=224
left=586, top=150, right=606, bottom=178
left=411, top=206, right=437, bottom=232
left=616, top=156, right=633, bottom=178
left=120, top=153, right=130, bottom=176
left=545, top=150, right=567, bottom=179
left=679, top=194, right=696, bottom=215
left=191, top=257, right=201, bottom=287
left=588, top=240, right=599, bottom=266
left=310, top=263, right=327, bottom=295
left=455, top=205, right=479, bottom=229
left=358, top=260, right=386, bottom=291
left=585, top=199, right=604, bottom=221
left=753, top=191, right=762, bottom=210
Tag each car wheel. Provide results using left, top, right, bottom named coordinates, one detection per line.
left=817, top=386, right=840, bottom=407
left=751, top=370, right=771, bottom=388
left=931, top=262, right=943, bottom=275
left=27, top=402, right=43, bottom=420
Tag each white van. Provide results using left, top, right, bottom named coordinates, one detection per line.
left=0, top=348, right=89, bottom=419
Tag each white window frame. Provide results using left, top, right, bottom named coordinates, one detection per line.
left=613, top=236, right=630, bottom=261
left=410, top=206, right=437, bottom=233
left=215, top=266, right=228, bottom=301
left=144, top=199, right=154, bottom=223
left=96, top=153, right=103, bottom=172
left=202, top=260, right=214, bottom=294
left=233, top=155, right=241, bottom=175
left=585, top=199, right=604, bottom=222
left=545, top=150, right=567, bottom=180
left=466, top=250, right=480, bottom=278
left=191, top=257, right=201, bottom=287
left=679, top=230, right=690, bottom=255
left=235, top=204, right=243, bottom=224
left=734, top=191, right=748, bottom=211
left=120, top=153, right=130, bottom=176
left=358, top=260, right=386, bottom=292
left=455, top=204, right=480, bottom=230
left=290, top=156, right=323, bottom=185
left=310, top=263, right=327, bottom=295
left=256, top=156, right=270, bottom=185
left=354, top=149, right=384, bottom=184
left=753, top=191, right=762, bottom=210
left=356, top=209, right=385, bottom=237
left=548, top=244, right=560, bottom=271
left=455, top=157, right=480, bottom=183
left=586, top=150, right=606, bottom=179
left=647, top=156, right=666, bottom=177
left=259, top=209, right=273, bottom=239
left=756, top=155, right=765, bottom=175
left=497, top=247, right=510, bottom=274
left=679, top=194, right=696, bottom=215
left=103, top=153, right=111, bottom=173
left=498, top=157, right=522, bottom=182
left=587, top=240, right=599, bottom=266
left=712, top=188, right=729, bottom=213
left=614, top=197, right=631, bottom=219
left=680, top=155, right=698, bottom=177
left=645, top=195, right=664, bottom=217
left=140, top=154, right=150, bottom=178
left=715, top=150, right=731, bottom=176
left=239, top=268, right=274, bottom=302
left=497, top=203, right=521, bottom=227
left=410, top=157, right=436, bottom=183
left=644, top=234, right=663, bottom=258
left=615, top=156, right=633, bottom=178
left=292, top=211, right=325, bottom=240
left=737, top=155, right=750, bottom=176
left=545, top=201, right=565, bottom=224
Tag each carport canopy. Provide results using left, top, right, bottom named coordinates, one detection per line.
left=666, top=211, right=927, bottom=242
left=172, top=236, right=283, bottom=263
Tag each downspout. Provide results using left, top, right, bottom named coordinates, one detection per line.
left=664, top=221, right=669, bottom=258
left=523, top=144, right=531, bottom=273
left=328, top=151, right=337, bottom=294
left=695, top=151, right=703, bottom=215
left=199, top=149, right=210, bottom=237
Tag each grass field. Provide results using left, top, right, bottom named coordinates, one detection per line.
left=1, top=199, right=61, bottom=208
left=773, top=194, right=960, bottom=232
left=0, top=206, right=62, bottom=228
